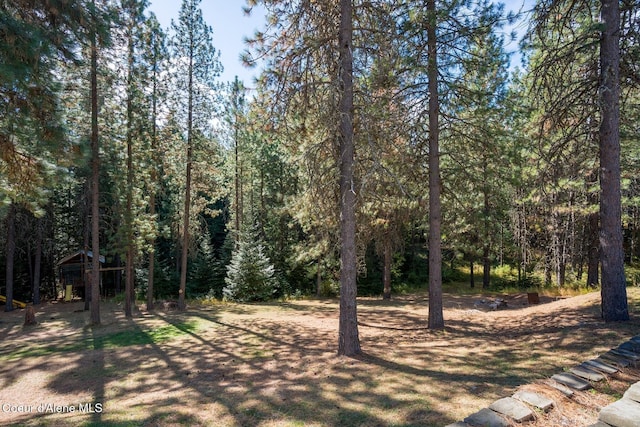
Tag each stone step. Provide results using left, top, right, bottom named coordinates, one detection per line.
left=512, top=390, right=554, bottom=411
left=619, top=341, right=640, bottom=353
left=551, top=373, right=592, bottom=391
left=489, top=397, right=535, bottom=422
left=463, top=408, right=510, bottom=427
left=609, top=348, right=640, bottom=362
left=599, top=354, right=632, bottom=368
left=549, top=381, right=575, bottom=397
left=623, top=381, right=640, bottom=403
left=599, top=398, right=640, bottom=427
left=570, top=365, right=606, bottom=381
left=584, top=359, right=619, bottom=374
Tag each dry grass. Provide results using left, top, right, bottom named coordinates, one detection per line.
left=0, top=289, right=639, bottom=427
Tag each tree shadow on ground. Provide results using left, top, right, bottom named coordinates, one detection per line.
left=1, top=290, right=639, bottom=426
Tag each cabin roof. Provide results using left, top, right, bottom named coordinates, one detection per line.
left=57, top=250, right=105, bottom=266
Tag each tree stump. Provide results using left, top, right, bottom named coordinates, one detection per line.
left=24, top=306, right=37, bottom=326
left=527, top=292, right=540, bottom=305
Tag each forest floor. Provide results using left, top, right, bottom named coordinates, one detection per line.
left=0, top=288, right=639, bottom=427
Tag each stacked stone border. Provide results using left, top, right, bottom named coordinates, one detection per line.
left=445, top=335, right=640, bottom=427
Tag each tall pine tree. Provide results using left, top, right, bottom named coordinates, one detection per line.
left=170, top=0, right=222, bottom=310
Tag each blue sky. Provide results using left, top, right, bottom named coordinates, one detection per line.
left=148, top=0, right=266, bottom=86
left=147, top=0, right=534, bottom=85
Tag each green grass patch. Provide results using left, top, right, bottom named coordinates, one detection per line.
left=0, top=321, right=199, bottom=361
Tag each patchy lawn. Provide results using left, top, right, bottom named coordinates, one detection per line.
left=0, top=289, right=639, bottom=426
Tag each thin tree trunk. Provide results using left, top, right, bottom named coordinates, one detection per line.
left=234, top=89, right=241, bottom=243
left=382, top=240, right=392, bottom=300
left=544, top=246, right=552, bottom=286
left=482, top=166, right=490, bottom=289
left=587, top=170, right=600, bottom=287
left=482, top=246, right=490, bottom=289
left=337, top=0, right=360, bottom=356
left=599, top=0, right=628, bottom=321
left=83, top=183, right=91, bottom=309
left=124, top=22, right=135, bottom=318
left=469, top=258, right=475, bottom=289
left=316, top=258, right=322, bottom=297
left=427, top=0, right=444, bottom=330
left=33, top=216, right=43, bottom=305
left=147, top=68, right=157, bottom=310
left=90, top=0, right=101, bottom=325
left=178, top=43, right=194, bottom=312
left=4, top=204, right=16, bottom=312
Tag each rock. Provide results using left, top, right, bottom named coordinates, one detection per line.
left=444, top=423, right=471, bottom=427
left=551, top=373, right=592, bottom=391
left=584, top=359, right=619, bottom=374
left=570, top=365, right=605, bottom=381
left=586, top=422, right=614, bottom=427
left=463, top=408, right=510, bottom=427
left=489, top=397, right=535, bottom=422
left=473, top=298, right=507, bottom=311
left=623, top=382, right=640, bottom=403
left=599, top=398, right=640, bottom=427
left=513, top=390, right=554, bottom=411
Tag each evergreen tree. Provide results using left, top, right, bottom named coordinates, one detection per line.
left=170, top=0, right=222, bottom=310
left=1, top=0, right=98, bottom=310
left=599, top=0, right=627, bottom=321
left=443, top=1, right=512, bottom=289
left=223, top=226, right=278, bottom=303
left=398, top=0, right=513, bottom=329
left=337, top=0, right=361, bottom=355
left=143, top=13, right=168, bottom=311
left=89, top=0, right=102, bottom=325
left=525, top=0, right=636, bottom=317
left=120, top=0, right=150, bottom=317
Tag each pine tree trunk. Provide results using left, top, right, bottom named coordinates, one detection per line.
left=544, top=247, right=552, bottom=286
left=83, top=212, right=90, bottom=309
left=383, top=240, right=392, bottom=300
left=147, top=31, right=160, bottom=312
left=427, top=0, right=444, bottom=330
left=599, top=0, right=628, bottom=322
left=482, top=246, right=490, bottom=289
left=125, top=19, right=135, bottom=318
left=33, top=216, right=43, bottom=305
left=234, top=90, right=241, bottom=243
left=4, top=204, right=16, bottom=312
left=482, top=168, right=490, bottom=290
left=316, top=259, right=322, bottom=297
left=469, top=258, right=475, bottom=289
left=586, top=170, right=600, bottom=287
left=178, top=44, right=195, bottom=312
left=337, top=0, right=360, bottom=356
left=89, top=0, right=101, bottom=325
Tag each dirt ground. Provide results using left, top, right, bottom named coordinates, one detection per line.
left=0, top=289, right=639, bottom=427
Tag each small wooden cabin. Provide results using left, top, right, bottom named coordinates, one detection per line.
left=57, top=250, right=105, bottom=299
